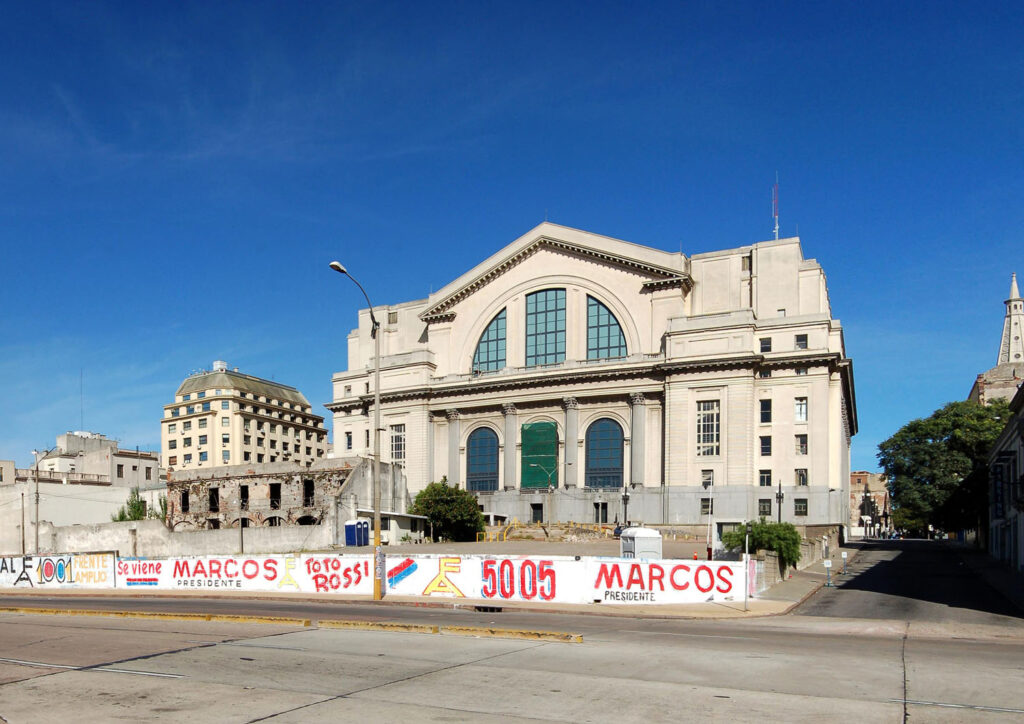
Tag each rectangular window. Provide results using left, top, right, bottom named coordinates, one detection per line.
left=145, top=467, right=152, bottom=481
left=270, top=483, right=281, bottom=510
left=365, top=429, right=370, bottom=447
left=525, top=289, right=566, bottom=366
left=795, top=334, right=808, bottom=350
left=257, top=453, right=264, bottom=463
left=701, top=469, right=714, bottom=487
left=243, top=451, right=251, bottom=462
left=168, top=456, right=177, bottom=466
left=222, top=417, right=229, bottom=427
left=208, top=487, right=219, bottom=513
left=531, top=502, right=544, bottom=524
left=198, top=435, right=207, bottom=446
left=199, top=418, right=207, bottom=429
left=186, top=405, right=195, bottom=414
left=184, top=437, right=193, bottom=447
left=199, top=451, right=208, bottom=462
left=759, top=499, right=772, bottom=517
left=344, top=385, right=352, bottom=396
left=183, top=394, right=191, bottom=401
left=222, top=450, right=230, bottom=462
left=202, top=402, right=211, bottom=411
left=795, top=397, right=808, bottom=423
left=796, top=367, right=808, bottom=376
left=169, top=439, right=177, bottom=450
left=796, top=468, right=808, bottom=486
left=795, top=434, right=808, bottom=455
left=388, top=310, right=398, bottom=324
left=240, top=485, right=249, bottom=510
left=760, top=435, right=772, bottom=456
left=759, top=369, right=772, bottom=378
left=244, top=420, right=251, bottom=431
left=222, top=434, right=230, bottom=444
left=243, top=434, right=251, bottom=445
left=303, top=478, right=314, bottom=507
left=759, top=469, right=772, bottom=487
left=696, top=400, right=721, bottom=456
left=269, top=439, right=276, bottom=449
left=760, top=399, right=772, bottom=424
left=759, top=337, right=772, bottom=353
left=116, top=464, right=124, bottom=478
left=172, top=409, right=180, bottom=417
left=794, top=498, right=808, bottom=516
left=184, top=453, right=192, bottom=464
left=701, top=497, right=714, bottom=515
left=168, top=423, right=176, bottom=433
left=181, top=491, right=189, bottom=512
left=184, top=421, right=192, bottom=431
left=221, top=401, right=229, bottom=410
left=777, top=309, right=786, bottom=317
left=197, top=391, right=205, bottom=399
left=390, top=424, right=406, bottom=462
left=345, top=432, right=353, bottom=450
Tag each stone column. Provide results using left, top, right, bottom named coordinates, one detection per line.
left=446, top=409, right=460, bottom=488
left=502, top=403, right=517, bottom=491
left=630, top=393, right=646, bottom=487
left=563, top=397, right=579, bottom=489
left=426, top=410, right=435, bottom=484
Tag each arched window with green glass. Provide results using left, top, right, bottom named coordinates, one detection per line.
left=585, top=418, right=624, bottom=488
left=525, top=289, right=565, bottom=367
left=473, top=309, right=506, bottom=372
left=586, top=296, right=627, bottom=360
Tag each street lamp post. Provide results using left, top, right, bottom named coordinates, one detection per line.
left=775, top=480, right=784, bottom=524
left=528, top=462, right=555, bottom=490
left=330, top=261, right=383, bottom=601
left=622, top=487, right=630, bottom=527
left=703, top=476, right=714, bottom=560
left=31, top=447, right=54, bottom=554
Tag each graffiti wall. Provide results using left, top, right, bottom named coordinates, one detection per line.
left=0, top=554, right=115, bottom=588
left=0, top=552, right=750, bottom=604
left=115, top=554, right=373, bottom=594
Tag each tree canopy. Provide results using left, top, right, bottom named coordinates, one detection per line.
left=722, top=519, right=802, bottom=569
left=409, top=477, right=485, bottom=542
left=877, top=399, right=1008, bottom=534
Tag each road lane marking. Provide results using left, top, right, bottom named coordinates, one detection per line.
left=893, top=699, right=1024, bottom=714
left=0, top=656, right=182, bottom=679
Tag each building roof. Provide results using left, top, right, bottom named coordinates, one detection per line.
left=176, top=370, right=311, bottom=407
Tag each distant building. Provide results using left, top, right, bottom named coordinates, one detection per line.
left=969, top=274, right=1024, bottom=405
left=161, top=361, right=328, bottom=472
left=987, top=384, right=1023, bottom=573
left=327, top=223, right=856, bottom=541
left=849, top=471, right=890, bottom=536
left=30, top=431, right=160, bottom=487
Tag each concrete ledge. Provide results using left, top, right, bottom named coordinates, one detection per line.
left=440, top=625, right=583, bottom=643
left=317, top=620, right=439, bottom=634
left=0, top=606, right=311, bottom=627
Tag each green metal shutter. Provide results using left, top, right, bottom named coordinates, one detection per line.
left=521, top=421, right=558, bottom=489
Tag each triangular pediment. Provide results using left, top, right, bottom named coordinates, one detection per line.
left=419, top=223, right=690, bottom=322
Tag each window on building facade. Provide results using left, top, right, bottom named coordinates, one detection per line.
left=701, top=469, right=714, bottom=487
left=795, top=397, right=808, bottom=423
left=467, top=428, right=499, bottom=492
left=222, top=401, right=229, bottom=410
left=760, top=436, right=772, bottom=456
left=222, top=450, right=229, bottom=462
left=794, top=498, right=808, bottom=516
left=759, top=369, right=772, bottom=378
left=168, top=423, right=176, bottom=433
left=198, top=435, right=207, bottom=446
left=364, top=429, right=370, bottom=447
left=521, top=421, right=558, bottom=489
left=184, top=437, right=192, bottom=447
left=759, top=469, right=772, bottom=486
left=795, top=334, right=808, bottom=350
left=172, top=408, right=180, bottom=417
left=388, top=310, right=398, bottom=325
left=199, top=451, right=208, bottom=462
left=472, top=309, right=507, bottom=372
left=303, top=478, right=315, bottom=506
left=525, top=289, right=566, bottom=367
left=270, top=483, right=281, bottom=510
left=208, top=487, right=219, bottom=512
left=760, top=399, right=772, bottom=423
left=586, top=296, right=627, bottom=360
left=345, top=432, right=352, bottom=450
left=202, top=402, right=211, bottom=411
left=197, top=392, right=206, bottom=399
left=257, top=453, right=264, bottom=463
left=187, top=405, right=195, bottom=414
left=243, top=451, right=250, bottom=462
left=240, top=485, right=249, bottom=510
left=222, top=417, right=229, bottom=427
left=759, top=499, right=772, bottom=517
left=390, top=424, right=406, bottom=461
left=184, top=421, right=192, bottom=431
left=116, top=464, right=124, bottom=478
left=222, top=434, right=229, bottom=444
left=795, top=367, right=808, bottom=376
left=796, top=468, right=808, bottom=486
left=183, top=394, right=191, bottom=401
left=760, top=337, right=772, bottom=353
left=181, top=490, right=189, bottom=512
left=184, top=453, right=192, bottom=464
left=585, top=418, right=624, bottom=488
left=199, top=418, right=207, bottom=429
left=696, top=400, right=721, bottom=456
left=168, top=456, right=177, bottom=466
left=145, top=467, right=152, bottom=480
left=169, top=440, right=177, bottom=450
left=701, top=497, right=713, bottom=515
left=795, top=434, right=808, bottom=455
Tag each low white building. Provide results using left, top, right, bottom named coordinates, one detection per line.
left=328, top=223, right=856, bottom=542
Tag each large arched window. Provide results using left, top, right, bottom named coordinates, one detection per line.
left=585, top=418, right=624, bottom=488
left=526, top=289, right=566, bottom=366
left=467, top=428, right=499, bottom=492
left=473, top=309, right=506, bottom=372
left=587, top=296, right=627, bottom=360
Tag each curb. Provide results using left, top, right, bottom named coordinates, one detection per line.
left=0, top=607, right=312, bottom=627
left=318, top=620, right=439, bottom=634
left=440, top=625, right=583, bottom=643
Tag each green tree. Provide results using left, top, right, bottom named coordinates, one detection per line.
left=111, top=488, right=148, bottom=522
left=722, top=519, right=802, bottom=569
left=410, top=477, right=485, bottom=542
left=877, top=400, right=1008, bottom=534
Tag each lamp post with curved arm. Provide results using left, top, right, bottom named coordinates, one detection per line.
left=329, top=261, right=383, bottom=601
left=31, top=447, right=55, bottom=554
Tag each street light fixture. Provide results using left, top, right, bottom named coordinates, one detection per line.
left=31, top=447, right=55, bottom=554
left=528, top=462, right=555, bottom=491
left=329, top=260, right=383, bottom=601
left=621, top=487, right=630, bottom=527
left=775, top=480, right=784, bottom=524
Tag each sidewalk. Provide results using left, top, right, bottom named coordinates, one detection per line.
left=0, top=550, right=853, bottom=621
left=948, top=542, right=1024, bottom=615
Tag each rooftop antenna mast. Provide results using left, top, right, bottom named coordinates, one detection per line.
left=771, top=173, right=779, bottom=240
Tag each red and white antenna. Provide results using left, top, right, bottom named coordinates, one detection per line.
left=771, top=173, right=779, bottom=240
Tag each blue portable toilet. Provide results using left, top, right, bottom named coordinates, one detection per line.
left=344, top=519, right=359, bottom=546
left=357, top=520, right=370, bottom=546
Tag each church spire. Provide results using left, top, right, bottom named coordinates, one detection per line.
left=998, top=273, right=1024, bottom=365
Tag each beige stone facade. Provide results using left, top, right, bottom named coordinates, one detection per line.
left=849, top=470, right=890, bottom=536
left=328, top=223, right=857, bottom=538
left=161, top=362, right=327, bottom=473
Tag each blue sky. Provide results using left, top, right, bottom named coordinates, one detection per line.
left=1, top=1, right=1021, bottom=470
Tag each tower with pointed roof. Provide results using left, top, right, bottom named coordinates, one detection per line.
left=968, top=274, right=1024, bottom=404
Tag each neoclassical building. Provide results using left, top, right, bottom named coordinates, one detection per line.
left=328, top=223, right=856, bottom=540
